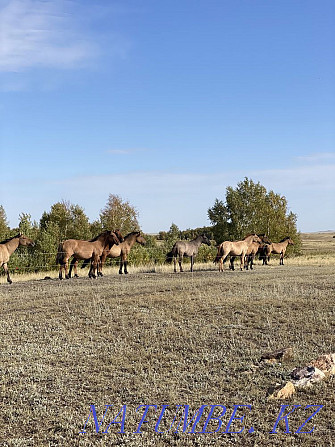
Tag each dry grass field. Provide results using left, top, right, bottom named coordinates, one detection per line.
left=0, top=232, right=334, bottom=446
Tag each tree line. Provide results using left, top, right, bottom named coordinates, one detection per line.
left=0, top=179, right=301, bottom=274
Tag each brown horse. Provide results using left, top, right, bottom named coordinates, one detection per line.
left=263, top=237, right=294, bottom=265
left=0, top=233, right=35, bottom=284
left=56, top=230, right=121, bottom=279
left=215, top=234, right=262, bottom=272
left=166, top=234, right=211, bottom=272
left=97, top=231, right=146, bottom=275
left=244, top=234, right=272, bottom=270
left=68, top=229, right=124, bottom=278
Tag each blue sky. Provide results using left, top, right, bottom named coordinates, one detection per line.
left=1, top=0, right=334, bottom=233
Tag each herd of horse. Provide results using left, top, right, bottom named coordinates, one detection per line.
left=0, top=230, right=294, bottom=284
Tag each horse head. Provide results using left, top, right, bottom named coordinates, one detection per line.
left=114, top=229, right=124, bottom=243
left=287, top=237, right=294, bottom=245
left=18, top=233, right=35, bottom=247
left=252, top=234, right=263, bottom=244
left=201, top=234, right=211, bottom=246
left=135, top=232, right=146, bottom=246
left=257, top=234, right=272, bottom=244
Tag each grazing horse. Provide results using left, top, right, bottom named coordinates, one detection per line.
left=166, top=234, right=211, bottom=273
left=81, top=231, right=146, bottom=275
left=0, top=233, right=35, bottom=284
left=56, top=230, right=120, bottom=279
left=214, top=234, right=262, bottom=272
left=263, top=237, right=294, bottom=265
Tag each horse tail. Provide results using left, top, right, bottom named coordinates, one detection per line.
left=165, top=250, right=174, bottom=264
left=214, top=244, right=224, bottom=263
left=56, top=243, right=64, bottom=265
left=166, top=244, right=178, bottom=264
left=81, top=258, right=90, bottom=269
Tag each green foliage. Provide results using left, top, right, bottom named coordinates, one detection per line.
left=99, top=194, right=140, bottom=235
left=40, top=201, right=91, bottom=241
left=0, top=205, right=10, bottom=240
left=208, top=177, right=301, bottom=253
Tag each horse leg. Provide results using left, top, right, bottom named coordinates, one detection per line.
left=89, top=256, right=98, bottom=279
left=190, top=255, right=194, bottom=272
left=124, top=259, right=128, bottom=274
left=73, top=259, right=79, bottom=278
left=229, top=256, right=235, bottom=271
left=64, top=259, right=70, bottom=279
left=244, top=255, right=249, bottom=270
left=59, top=263, right=63, bottom=280
left=98, top=254, right=106, bottom=277
left=173, top=257, right=177, bottom=273
left=240, top=254, right=244, bottom=271
left=250, top=254, right=254, bottom=270
left=69, top=258, right=78, bottom=278
left=3, top=263, right=12, bottom=284
left=280, top=251, right=284, bottom=265
left=179, top=255, right=183, bottom=272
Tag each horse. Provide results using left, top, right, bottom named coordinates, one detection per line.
left=81, top=231, right=146, bottom=275
left=263, top=237, right=294, bottom=265
left=166, top=234, right=211, bottom=273
left=0, top=233, right=35, bottom=284
left=214, top=234, right=262, bottom=272
left=68, top=229, right=124, bottom=278
left=56, top=230, right=121, bottom=280
left=229, top=234, right=272, bottom=270
left=244, top=234, right=272, bottom=270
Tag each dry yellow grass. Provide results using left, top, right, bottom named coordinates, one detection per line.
left=0, top=233, right=334, bottom=446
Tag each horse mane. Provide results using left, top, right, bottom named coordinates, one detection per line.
left=243, top=233, right=257, bottom=238
left=0, top=233, right=21, bottom=244
left=89, top=230, right=110, bottom=242
left=124, top=231, right=141, bottom=239
left=279, top=236, right=290, bottom=242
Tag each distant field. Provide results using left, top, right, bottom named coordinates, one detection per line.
left=300, top=231, right=335, bottom=255
left=0, top=233, right=334, bottom=446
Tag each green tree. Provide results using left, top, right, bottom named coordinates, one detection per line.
left=18, top=213, right=39, bottom=238
left=98, top=194, right=140, bottom=235
left=0, top=205, right=10, bottom=240
left=40, top=201, right=91, bottom=241
left=208, top=178, right=301, bottom=253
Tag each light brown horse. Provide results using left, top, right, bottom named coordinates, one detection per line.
left=230, top=234, right=272, bottom=270
left=215, top=234, right=262, bottom=272
left=0, top=233, right=35, bottom=284
left=166, top=234, right=211, bottom=273
left=99, top=231, right=146, bottom=275
left=244, top=234, right=272, bottom=270
left=68, top=229, right=124, bottom=278
left=263, top=237, right=294, bottom=265
left=56, top=230, right=121, bottom=279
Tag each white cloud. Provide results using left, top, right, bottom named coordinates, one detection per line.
left=0, top=0, right=97, bottom=72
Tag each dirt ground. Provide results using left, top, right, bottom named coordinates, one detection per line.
left=1, top=261, right=334, bottom=446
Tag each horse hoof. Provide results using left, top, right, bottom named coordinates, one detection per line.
left=74, top=274, right=79, bottom=278
left=124, top=271, right=128, bottom=275
left=65, top=275, right=70, bottom=279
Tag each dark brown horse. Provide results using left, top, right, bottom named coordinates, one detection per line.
left=56, top=230, right=121, bottom=279
left=214, top=234, right=262, bottom=271
left=166, top=234, right=211, bottom=272
left=263, top=237, right=294, bottom=265
left=96, top=231, right=146, bottom=275
left=0, top=233, right=35, bottom=284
